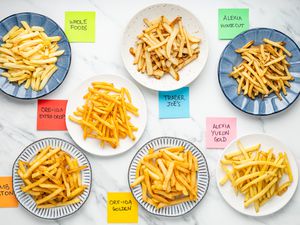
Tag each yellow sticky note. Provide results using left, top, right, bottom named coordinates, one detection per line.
left=107, top=192, right=138, bottom=223
left=0, top=176, right=19, bottom=208
left=65, top=11, right=96, bottom=42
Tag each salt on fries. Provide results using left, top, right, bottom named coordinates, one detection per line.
left=17, top=146, right=87, bottom=208
left=229, top=38, right=294, bottom=100
left=219, top=141, right=293, bottom=213
left=68, top=82, right=139, bottom=148
left=130, top=16, right=201, bottom=81
left=130, top=146, right=198, bottom=208
left=0, top=21, right=64, bottom=91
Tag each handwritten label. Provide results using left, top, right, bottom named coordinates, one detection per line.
left=206, top=117, right=237, bottom=148
left=37, top=99, right=67, bottom=130
left=107, top=192, right=138, bottom=223
left=159, top=87, right=190, bottom=119
left=218, top=8, right=249, bottom=39
left=65, top=11, right=96, bottom=42
left=0, top=177, right=18, bottom=208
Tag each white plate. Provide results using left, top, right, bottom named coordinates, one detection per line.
left=66, top=74, right=147, bottom=156
left=122, top=3, right=209, bottom=91
left=216, top=133, right=299, bottom=217
left=12, top=138, right=92, bottom=220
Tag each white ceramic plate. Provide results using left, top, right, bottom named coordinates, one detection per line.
left=66, top=74, right=147, bottom=156
left=128, top=137, right=210, bottom=217
left=216, top=133, right=299, bottom=217
left=12, top=138, right=92, bottom=220
left=122, top=3, right=209, bottom=91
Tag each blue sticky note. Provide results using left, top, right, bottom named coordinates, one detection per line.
left=159, top=87, right=190, bottom=119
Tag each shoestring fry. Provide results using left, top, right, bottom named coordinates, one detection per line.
left=68, top=82, right=139, bottom=149
left=219, top=141, right=293, bottom=213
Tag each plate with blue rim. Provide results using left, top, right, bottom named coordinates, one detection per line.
left=218, top=28, right=300, bottom=116
left=0, top=12, right=71, bottom=99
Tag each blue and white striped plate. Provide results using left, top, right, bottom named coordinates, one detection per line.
left=0, top=12, right=71, bottom=99
left=12, top=138, right=92, bottom=220
left=128, top=137, right=209, bottom=217
left=218, top=28, right=300, bottom=116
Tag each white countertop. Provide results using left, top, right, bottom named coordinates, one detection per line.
left=0, top=0, right=300, bottom=224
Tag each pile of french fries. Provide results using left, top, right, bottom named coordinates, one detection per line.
left=219, top=141, right=293, bottom=213
left=68, top=82, right=139, bottom=148
left=130, top=146, right=198, bottom=209
left=130, top=16, right=201, bottom=80
left=0, top=21, right=64, bottom=91
left=229, top=38, right=294, bottom=100
left=17, top=146, right=87, bottom=208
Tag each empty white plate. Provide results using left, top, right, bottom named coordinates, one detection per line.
left=122, top=3, right=209, bottom=91
left=66, top=74, right=147, bottom=156
left=216, top=133, right=298, bottom=216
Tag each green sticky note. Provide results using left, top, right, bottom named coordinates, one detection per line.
left=218, top=8, right=249, bottom=40
left=65, top=11, right=95, bottom=42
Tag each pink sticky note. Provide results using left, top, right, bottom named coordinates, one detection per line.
left=206, top=117, right=237, bottom=149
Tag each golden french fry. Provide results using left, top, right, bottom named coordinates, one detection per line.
left=229, top=39, right=294, bottom=100
left=0, top=21, right=64, bottom=91
left=69, top=82, right=139, bottom=149
left=18, top=146, right=88, bottom=208
left=219, top=141, right=293, bottom=213
left=24, top=148, right=60, bottom=178
left=130, top=16, right=200, bottom=81
left=36, top=188, right=64, bottom=205
left=130, top=146, right=198, bottom=209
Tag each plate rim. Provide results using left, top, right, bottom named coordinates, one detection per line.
left=65, top=74, right=148, bottom=157
left=127, top=136, right=210, bottom=217
left=12, top=137, right=92, bottom=220
left=218, top=27, right=300, bottom=116
left=121, top=3, right=209, bottom=92
left=215, top=133, right=299, bottom=217
left=0, top=11, right=72, bottom=100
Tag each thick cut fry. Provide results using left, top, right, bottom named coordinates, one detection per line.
left=0, top=21, right=64, bottom=91
left=130, top=175, right=145, bottom=188
left=24, top=147, right=60, bottom=178
left=130, top=16, right=200, bottom=81
left=163, top=162, right=174, bottom=190
left=164, top=150, right=184, bottom=161
left=36, top=188, right=64, bottom=205
left=37, top=198, right=81, bottom=208
left=166, top=27, right=179, bottom=59
left=18, top=146, right=88, bottom=208
left=130, top=146, right=198, bottom=209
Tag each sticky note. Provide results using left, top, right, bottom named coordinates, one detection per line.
left=107, top=192, right=138, bottom=223
left=65, top=11, right=96, bottom=42
left=159, top=87, right=190, bottom=119
left=218, top=8, right=249, bottom=39
left=37, top=99, right=67, bottom=130
left=206, top=117, right=237, bottom=148
left=0, top=177, right=18, bottom=208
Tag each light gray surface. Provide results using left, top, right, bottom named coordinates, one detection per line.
left=0, top=0, right=299, bottom=224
